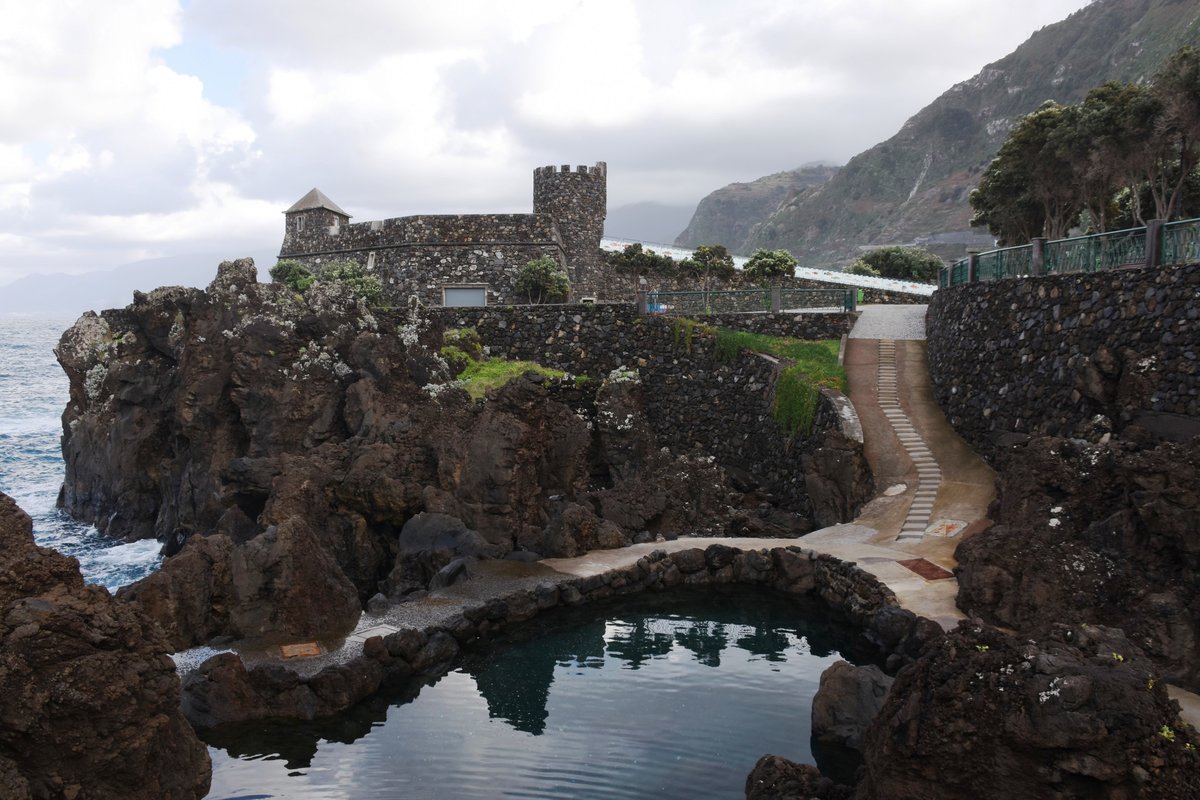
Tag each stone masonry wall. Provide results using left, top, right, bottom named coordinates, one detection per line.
left=181, top=542, right=939, bottom=728
left=926, top=262, right=1200, bottom=458
left=428, top=303, right=854, bottom=510
left=280, top=213, right=567, bottom=307
left=600, top=267, right=930, bottom=305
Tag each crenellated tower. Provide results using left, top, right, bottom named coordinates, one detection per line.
left=533, top=162, right=607, bottom=297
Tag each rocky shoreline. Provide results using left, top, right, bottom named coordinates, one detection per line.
left=3, top=258, right=1197, bottom=798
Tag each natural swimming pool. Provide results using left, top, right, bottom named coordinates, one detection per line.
left=203, top=587, right=876, bottom=799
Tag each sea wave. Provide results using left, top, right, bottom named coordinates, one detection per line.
left=0, top=313, right=162, bottom=590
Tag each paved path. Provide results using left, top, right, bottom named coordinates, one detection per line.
left=848, top=304, right=928, bottom=340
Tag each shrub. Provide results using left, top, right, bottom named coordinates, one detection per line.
left=846, top=259, right=880, bottom=277
left=269, top=259, right=315, bottom=292
left=515, top=257, right=569, bottom=303
left=743, top=248, right=797, bottom=282
left=855, top=246, right=942, bottom=282
left=321, top=259, right=384, bottom=305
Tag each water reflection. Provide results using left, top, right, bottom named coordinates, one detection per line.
left=204, top=587, right=876, bottom=800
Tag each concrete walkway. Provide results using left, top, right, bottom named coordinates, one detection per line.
left=809, top=304, right=996, bottom=629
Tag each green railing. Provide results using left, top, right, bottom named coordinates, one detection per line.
left=646, top=288, right=852, bottom=315
left=779, top=288, right=853, bottom=310
left=1044, top=226, right=1145, bottom=274
left=1162, top=219, right=1200, bottom=266
left=943, top=217, right=1200, bottom=287
left=976, top=245, right=1032, bottom=282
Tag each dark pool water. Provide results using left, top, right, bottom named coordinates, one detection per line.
left=203, top=587, right=874, bottom=799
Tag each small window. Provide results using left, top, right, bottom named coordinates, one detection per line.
left=366, top=252, right=376, bottom=270
left=294, top=216, right=305, bottom=231
left=443, top=286, right=487, bottom=307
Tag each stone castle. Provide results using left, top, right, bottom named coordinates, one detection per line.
left=278, top=162, right=607, bottom=306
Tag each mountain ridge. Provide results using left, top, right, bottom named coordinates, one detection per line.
left=681, top=0, right=1200, bottom=265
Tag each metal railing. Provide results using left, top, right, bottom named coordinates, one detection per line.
left=1044, top=226, right=1145, bottom=274
left=976, top=245, right=1032, bottom=282
left=1162, top=218, right=1200, bottom=266
left=643, top=288, right=854, bottom=315
left=942, top=217, right=1200, bottom=287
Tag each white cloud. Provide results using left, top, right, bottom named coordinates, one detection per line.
left=0, top=0, right=1094, bottom=285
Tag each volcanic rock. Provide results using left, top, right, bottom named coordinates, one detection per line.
left=856, top=622, right=1200, bottom=799
left=0, top=492, right=210, bottom=799
left=812, top=661, right=894, bottom=751
left=956, top=434, right=1200, bottom=689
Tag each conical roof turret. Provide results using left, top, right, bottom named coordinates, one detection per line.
left=285, top=188, right=350, bottom=217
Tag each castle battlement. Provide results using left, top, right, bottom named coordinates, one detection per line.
left=534, top=162, right=607, bottom=179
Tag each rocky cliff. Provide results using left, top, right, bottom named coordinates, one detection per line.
left=58, top=259, right=857, bottom=651
left=675, top=165, right=838, bottom=253
left=0, top=492, right=211, bottom=799
left=686, top=0, right=1200, bottom=266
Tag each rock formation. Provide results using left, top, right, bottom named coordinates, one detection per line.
left=750, top=622, right=1200, bottom=800
left=956, top=434, right=1200, bottom=690
left=58, top=259, right=778, bottom=649
left=0, top=492, right=210, bottom=799
left=857, top=622, right=1200, bottom=800
left=811, top=661, right=893, bottom=752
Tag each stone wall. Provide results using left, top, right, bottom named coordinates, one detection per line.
left=599, top=267, right=930, bottom=306
left=428, top=303, right=858, bottom=512
left=926, top=262, right=1200, bottom=457
left=697, top=311, right=855, bottom=340
left=181, top=542, right=940, bottom=727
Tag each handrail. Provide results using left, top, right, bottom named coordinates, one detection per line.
left=941, top=217, right=1200, bottom=288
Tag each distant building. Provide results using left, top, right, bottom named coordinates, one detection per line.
left=278, top=163, right=607, bottom=306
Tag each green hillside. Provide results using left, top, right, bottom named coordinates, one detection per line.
left=689, top=0, right=1200, bottom=265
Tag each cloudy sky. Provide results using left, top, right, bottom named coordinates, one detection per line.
left=0, top=0, right=1093, bottom=285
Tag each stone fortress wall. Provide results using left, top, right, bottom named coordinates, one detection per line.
left=926, top=261, right=1200, bottom=457
left=279, top=164, right=607, bottom=307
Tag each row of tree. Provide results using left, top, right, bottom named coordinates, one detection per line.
left=971, top=46, right=1200, bottom=245
left=606, top=243, right=801, bottom=283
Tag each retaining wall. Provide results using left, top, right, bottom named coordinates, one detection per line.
left=926, top=262, right=1200, bottom=457
left=427, top=304, right=859, bottom=512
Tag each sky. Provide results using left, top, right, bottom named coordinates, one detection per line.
left=0, top=0, right=1094, bottom=286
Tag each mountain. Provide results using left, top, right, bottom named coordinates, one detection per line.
left=0, top=251, right=277, bottom=315
left=687, top=0, right=1200, bottom=266
left=674, top=165, right=838, bottom=252
left=604, top=202, right=697, bottom=246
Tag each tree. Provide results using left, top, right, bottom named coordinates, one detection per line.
left=1059, top=81, right=1148, bottom=232
left=515, top=256, right=569, bottom=304
left=1149, top=46, right=1200, bottom=220
left=680, top=244, right=735, bottom=289
left=269, top=259, right=315, bottom=292
left=857, top=246, right=943, bottom=282
left=970, top=101, right=1085, bottom=244
left=743, top=248, right=797, bottom=282
left=606, top=243, right=678, bottom=276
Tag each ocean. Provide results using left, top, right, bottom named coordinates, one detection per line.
left=0, top=313, right=162, bottom=590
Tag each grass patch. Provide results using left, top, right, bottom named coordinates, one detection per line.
left=709, top=327, right=846, bottom=435
left=455, top=358, right=566, bottom=400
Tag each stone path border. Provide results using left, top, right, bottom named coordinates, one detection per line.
left=876, top=340, right=939, bottom=541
